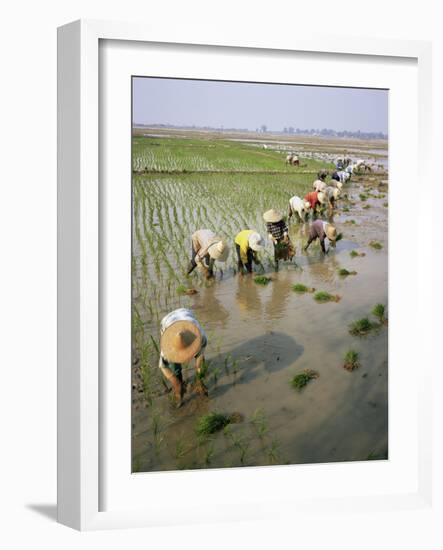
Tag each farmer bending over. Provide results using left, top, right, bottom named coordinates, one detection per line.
left=159, top=308, right=207, bottom=408
left=304, top=220, right=337, bottom=254
left=234, top=230, right=265, bottom=273
left=187, top=229, right=229, bottom=279
left=263, top=209, right=294, bottom=270
left=304, top=191, right=326, bottom=217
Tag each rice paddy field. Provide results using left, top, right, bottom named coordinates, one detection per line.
left=131, top=128, right=389, bottom=473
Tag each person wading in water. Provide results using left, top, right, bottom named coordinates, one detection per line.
left=158, top=308, right=208, bottom=408
left=304, top=219, right=337, bottom=254
left=187, top=229, right=229, bottom=279
left=263, top=209, right=294, bottom=270
left=234, top=230, right=265, bottom=273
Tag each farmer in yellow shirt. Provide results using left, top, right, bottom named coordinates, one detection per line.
left=234, top=230, right=265, bottom=273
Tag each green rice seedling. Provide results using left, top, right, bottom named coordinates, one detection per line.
left=342, top=205, right=350, bottom=212
left=132, top=456, right=142, bottom=473
left=338, top=268, right=357, bottom=277
left=363, top=204, right=371, bottom=209
left=196, top=412, right=231, bottom=437
left=290, top=369, right=319, bottom=390
left=254, top=275, right=272, bottom=285
left=350, top=250, right=366, bottom=258
left=345, top=219, right=357, bottom=225
left=228, top=431, right=250, bottom=465
left=292, top=283, right=315, bottom=294
left=359, top=193, right=368, bottom=201
left=383, top=202, right=388, bottom=207
left=211, top=366, right=221, bottom=386
left=349, top=317, right=377, bottom=336
left=251, top=408, right=268, bottom=439
left=177, top=284, right=198, bottom=296
left=372, top=303, right=387, bottom=324
left=223, top=355, right=231, bottom=375
left=140, top=362, right=153, bottom=406
left=369, top=240, right=383, bottom=250
left=313, top=291, right=341, bottom=303
left=195, top=358, right=210, bottom=381
left=267, top=439, right=281, bottom=465
left=203, top=440, right=215, bottom=466
left=343, top=349, right=360, bottom=372
left=175, top=438, right=187, bottom=460
left=152, top=410, right=161, bottom=437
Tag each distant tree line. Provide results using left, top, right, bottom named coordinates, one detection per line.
left=134, top=122, right=387, bottom=140
left=282, top=127, right=387, bottom=140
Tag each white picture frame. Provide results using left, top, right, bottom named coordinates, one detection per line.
left=57, top=19, right=433, bottom=531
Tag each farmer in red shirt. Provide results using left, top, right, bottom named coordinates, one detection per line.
left=304, top=191, right=325, bottom=217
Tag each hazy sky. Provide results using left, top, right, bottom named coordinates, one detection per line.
left=133, top=77, right=388, bottom=134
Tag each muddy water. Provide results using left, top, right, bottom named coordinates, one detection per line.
left=132, top=178, right=388, bottom=472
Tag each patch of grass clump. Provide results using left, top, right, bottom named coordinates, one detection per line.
left=359, top=193, right=368, bottom=201
left=369, top=240, right=383, bottom=250
left=314, top=291, right=341, bottom=303
left=338, top=268, right=357, bottom=277
left=345, top=219, right=357, bottom=225
left=177, top=284, right=198, bottom=295
left=292, top=283, right=315, bottom=294
left=196, top=412, right=231, bottom=437
left=363, top=204, right=371, bottom=209
left=343, top=349, right=360, bottom=371
left=254, top=275, right=272, bottom=286
left=350, top=250, right=366, bottom=258
left=372, top=303, right=387, bottom=324
left=291, top=369, right=319, bottom=390
left=349, top=317, right=377, bottom=336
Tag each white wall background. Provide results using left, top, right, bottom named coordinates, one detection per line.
left=0, top=1, right=441, bottom=548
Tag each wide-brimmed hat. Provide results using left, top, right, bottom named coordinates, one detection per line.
left=249, top=232, right=265, bottom=251
left=317, top=191, right=326, bottom=204
left=263, top=209, right=283, bottom=223
left=325, top=224, right=337, bottom=241
left=208, top=239, right=229, bottom=262
left=160, top=320, right=202, bottom=363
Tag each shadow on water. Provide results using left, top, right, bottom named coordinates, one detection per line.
left=211, top=332, right=304, bottom=397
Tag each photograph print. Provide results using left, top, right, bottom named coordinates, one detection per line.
left=131, top=76, right=388, bottom=472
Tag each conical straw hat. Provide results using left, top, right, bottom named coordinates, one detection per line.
left=208, top=239, right=229, bottom=262
left=263, top=209, right=283, bottom=223
left=249, top=232, right=264, bottom=251
left=325, top=224, right=337, bottom=241
left=160, top=320, right=202, bottom=363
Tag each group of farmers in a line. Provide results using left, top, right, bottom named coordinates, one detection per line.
left=188, top=167, right=346, bottom=278
left=157, top=167, right=352, bottom=407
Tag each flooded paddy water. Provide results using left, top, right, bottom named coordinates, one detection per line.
left=131, top=133, right=388, bottom=472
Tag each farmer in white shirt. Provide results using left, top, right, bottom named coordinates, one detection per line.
left=187, top=229, right=229, bottom=279
left=158, top=308, right=208, bottom=407
left=288, top=195, right=311, bottom=222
